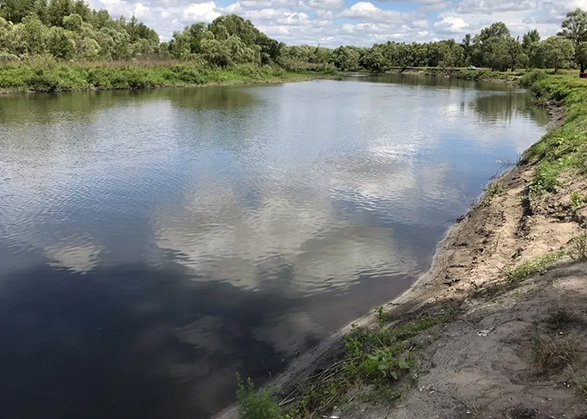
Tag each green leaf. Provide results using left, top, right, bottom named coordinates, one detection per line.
left=390, top=371, right=398, bottom=380
left=398, top=359, right=411, bottom=370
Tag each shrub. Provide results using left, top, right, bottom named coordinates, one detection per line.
left=236, top=375, right=283, bottom=419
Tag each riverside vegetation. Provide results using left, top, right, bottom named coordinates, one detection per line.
left=3, top=2, right=587, bottom=91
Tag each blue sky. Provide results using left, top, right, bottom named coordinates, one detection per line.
left=88, top=0, right=586, bottom=46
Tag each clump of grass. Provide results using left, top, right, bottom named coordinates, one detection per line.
left=476, top=250, right=566, bottom=299
left=530, top=331, right=575, bottom=374
left=569, top=233, right=587, bottom=262
left=483, top=181, right=505, bottom=202
left=507, top=250, right=566, bottom=282
left=236, top=375, right=283, bottom=419
left=374, top=306, right=391, bottom=326
left=286, top=306, right=461, bottom=417
left=574, top=375, right=587, bottom=396
left=571, top=191, right=587, bottom=211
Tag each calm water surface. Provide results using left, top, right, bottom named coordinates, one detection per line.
left=0, top=74, right=548, bottom=419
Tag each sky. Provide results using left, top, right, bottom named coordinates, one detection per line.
left=87, top=0, right=587, bottom=47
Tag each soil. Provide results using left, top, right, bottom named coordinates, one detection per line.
left=215, top=102, right=587, bottom=419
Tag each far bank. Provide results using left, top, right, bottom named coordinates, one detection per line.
left=0, top=61, right=337, bottom=94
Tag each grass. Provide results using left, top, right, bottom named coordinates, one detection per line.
left=476, top=250, right=566, bottom=299
left=0, top=61, right=331, bottom=93
left=279, top=305, right=461, bottom=418
left=571, top=191, right=587, bottom=211
left=483, top=181, right=505, bottom=202
left=530, top=330, right=575, bottom=374
left=520, top=71, right=587, bottom=197
left=236, top=375, right=283, bottom=419
left=507, top=250, right=566, bottom=282
left=569, top=233, right=587, bottom=262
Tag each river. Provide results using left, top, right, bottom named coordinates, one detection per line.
left=0, top=74, right=549, bottom=419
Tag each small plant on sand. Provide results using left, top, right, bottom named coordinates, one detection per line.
left=507, top=250, right=566, bottom=282
left=285, top=306, right=461, bottom=418
left=374, top=306, right=391, bottom=326
left=569, top=232, right=587, bottom=262
left=570, top=191, right=587, bottom=211
left=236, top=374, right=283, bottom=419
left=530, top=331, right=575, bottom=374
left=483, top=181, right=505, bottom=202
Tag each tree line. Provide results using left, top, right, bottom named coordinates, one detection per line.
left=1, top=0, right=587, bottom=74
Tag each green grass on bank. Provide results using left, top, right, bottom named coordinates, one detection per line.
left=0, top=61, right=335, bottom=93
left=520, top=70, right=587, bottom=196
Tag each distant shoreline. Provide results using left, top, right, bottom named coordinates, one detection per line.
left=0, top=62, right=336, bottom=94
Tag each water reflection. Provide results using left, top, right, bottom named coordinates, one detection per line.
left=0, top=77, right=548, bottom=419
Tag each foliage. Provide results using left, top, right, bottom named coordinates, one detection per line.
left=0, top=61, right=320, bottom=93
left=541, top=36, right=575, bottom=73
left=507, top=250, right=566, bottom=282
left=1, top=1, right=587, bottom=78
left=483, top=181, right=505, bottom=202
left=570, top=191, right=586, bottom=211
left=236, top=375, right=283, bottom=419
left=285, top=307, right=460, bottom=417
left=569, top=233, right=587, bottom=262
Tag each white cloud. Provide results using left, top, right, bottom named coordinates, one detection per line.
left=338, top=2, right=417, bottom=24
left=183, top=2, right=221, bottom=22
left=434, top=16, right=469, bottom=34
left=455, top=0, right=539, bottom=14
left=85, top=0, right=583, bottom=47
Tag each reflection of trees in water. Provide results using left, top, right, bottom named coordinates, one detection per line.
left=471, top=91, right=550, bottom=125
left=0, top=85, right=257, bottom=125
left=0, top=262, right=318, bottom=419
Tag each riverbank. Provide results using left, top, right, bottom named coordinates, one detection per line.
left=225, top=71, right=587, bottom=419
left=0, top=61, right=335, bottom=93
left=388, top=66, right=524, bottom=83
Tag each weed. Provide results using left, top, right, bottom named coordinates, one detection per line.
left=574, top=374, right=587, bottom=396
left=483, top=181, right=505, bottom=202
left=285, top=307, right=461, bottom=418
left=374, top=306, right=390, bottom=326
left=571, top=192, right=586, bottom=211
left=507, top=250, right=566, bottom=282
left=569, top=233, right=587, bottom=262
left=530, top=331, right=575, bottom=374
left=236, top=374, right=283, bottom=419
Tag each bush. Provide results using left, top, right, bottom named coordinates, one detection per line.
left=236, top=375, right=283, bottom=419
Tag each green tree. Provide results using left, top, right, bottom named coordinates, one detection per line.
left=461, top=34, right=473, bottom=64
left=479, top=22, right=510, bottom=42
left=48, top=0, right=73, bottom=27
left=484, top=37, right=511, bottom=71
left=559, top=9, right=587, bottom=71
left=505, top=37, right=524, bottom=71
left=542, top=36, right=575, bottom=73
left=48, top=25, right=75, bottom=59
left=574, top=42, right=587, bottom=73
left=0, top=0, right=47, bottom=23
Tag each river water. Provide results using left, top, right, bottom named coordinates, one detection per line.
left=0, top=74, right=549, bottom=419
